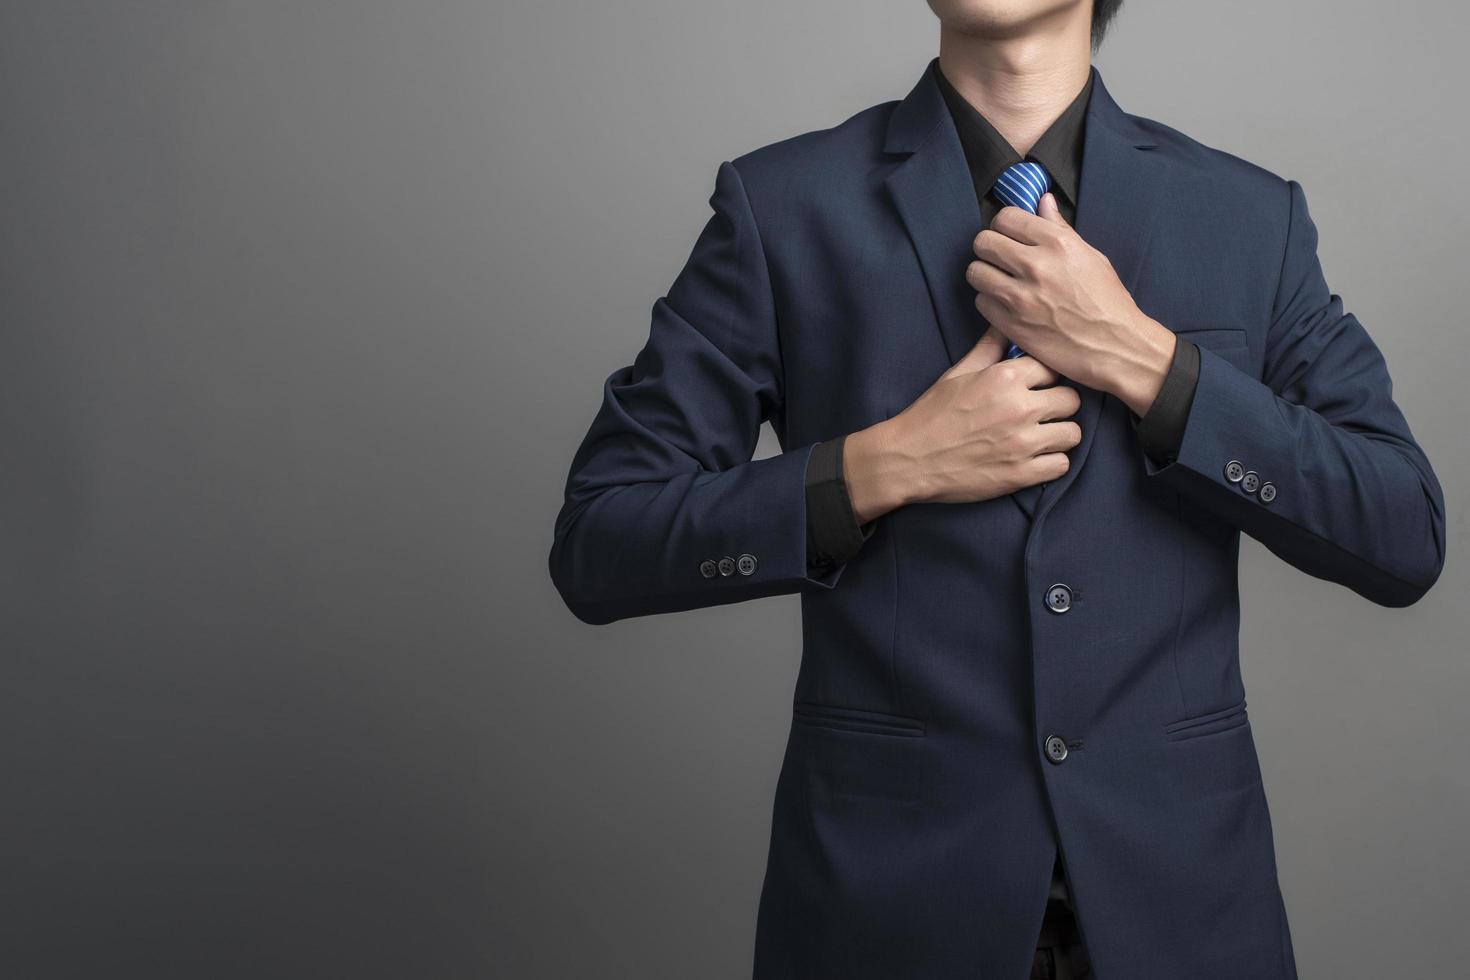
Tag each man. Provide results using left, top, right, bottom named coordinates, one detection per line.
left=548, top=1, right=1447, bottom=977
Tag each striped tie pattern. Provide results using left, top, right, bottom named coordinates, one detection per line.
left=988, top=160, right=1052, bottom=360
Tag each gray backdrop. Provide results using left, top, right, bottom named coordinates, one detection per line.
left=1, top=2, right=1465, bottom=977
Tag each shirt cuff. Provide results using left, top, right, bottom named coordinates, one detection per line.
left=1130, top=337, right=1200, bottom=463
left=804, top=435, right=876, bottom=572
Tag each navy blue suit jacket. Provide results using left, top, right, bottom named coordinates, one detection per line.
left=549, top=60, right=1446, bottom=979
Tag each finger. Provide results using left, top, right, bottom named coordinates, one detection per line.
left=1037, top=192, right=1069, bottom=227
left=971, top=228, right=1031, bottom=278
left=1019, top=451, right=1071, bottom=485
left=942, top=324, right=1008, bottom=379
left=1004, top=353, right=1060, bottom=389
left=1031, top=420, right=1083, bottom=455
left=964, top=258, right=1016, bottom=299
left=1034, top=384, right=1082, bottom=420
left=990, top=204, right=1058, bottom=247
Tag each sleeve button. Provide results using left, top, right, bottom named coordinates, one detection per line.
left=699, top=559, right=718, bottom=578
left=717, top=556, right=736, bottom=576
left=737, top=553, right=757, bottom=576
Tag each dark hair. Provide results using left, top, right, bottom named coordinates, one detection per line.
left=1091, top=0, right=1125, bottom=51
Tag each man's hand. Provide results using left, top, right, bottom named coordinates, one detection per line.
left=965, top=192, right=1177, bottom=418
left=843, top=326, right=1083, bottom=524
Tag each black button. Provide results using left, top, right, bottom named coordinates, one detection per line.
left=1044, top=734, right=1069, bottom=764
left=737, top=553, right=757, bottom=576
left=1224, top=460, right=1245, bottom=483
left=699, top=559, right=718, bottom=579
left=1241, top=470, right=1260, bottom=494
left=717, top=556, right=736, bottom=576
left=1044, top=583, right=1073, bottom=614
left=1258, top=482, right=1276, bottom=504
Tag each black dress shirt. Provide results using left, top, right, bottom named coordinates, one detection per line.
left=801, top=64, right=1203, bottom=926
left=805, top=65, right=1200, bottom=573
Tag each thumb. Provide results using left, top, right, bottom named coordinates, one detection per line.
left=943, top=324, right=1008, bottom=379
left=1038, top=191, right=1068, bottom=226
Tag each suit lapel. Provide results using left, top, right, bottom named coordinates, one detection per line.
left=882, top=60, right=1167, bottom=524
left=883, top=59, right=1025, bottom=515
left=883, top=59, right=987, bottom=373
left=1031, top=67, right=1166, bottom=525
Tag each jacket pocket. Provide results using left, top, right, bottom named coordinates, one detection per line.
left=794, top=703, right=927, bottom=804
left=792, top=701, right=925, bottom=738
left=1163, top=698, right=1249, bottom=741
left=1172, top=325, right=1252, bottom=373
left=1172, top=325, right=1248, bottom=352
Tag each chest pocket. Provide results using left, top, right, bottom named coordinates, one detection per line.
left=1172, top=325, right=1254, bottom=375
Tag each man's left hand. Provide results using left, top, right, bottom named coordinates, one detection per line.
left=966, top=192, right=1176, bottom=418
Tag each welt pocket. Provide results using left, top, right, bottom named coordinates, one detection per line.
left=1171, top=326, right=1249, bottom=352
left=793, top=701, right=925, bottom=738
left=1163, top=698, right=1249, bottom=741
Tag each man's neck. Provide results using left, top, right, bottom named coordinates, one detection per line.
left=935, top=14, right=1093, bottom=159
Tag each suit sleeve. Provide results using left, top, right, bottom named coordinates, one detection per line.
left=548, top=161, right=861, bottom=625
left=805, top=436, right=877, bottom=572
left=1129, top=338, right=1200, bottom=463
left=1140, top=178, right=1446, bottom=607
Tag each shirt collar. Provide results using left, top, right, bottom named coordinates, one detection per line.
left=933, top=64, right=1093, bottom=210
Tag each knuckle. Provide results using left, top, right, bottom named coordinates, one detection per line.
left=1004, top=430, right=1032, bottom=459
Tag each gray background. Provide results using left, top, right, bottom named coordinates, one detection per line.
left=1, top=1, right=1465, bottom=977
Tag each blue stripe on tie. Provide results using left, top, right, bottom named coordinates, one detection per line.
left=1013, top=163, right=1045, bottom=199
left=988, top=160, right=1052, bottom=359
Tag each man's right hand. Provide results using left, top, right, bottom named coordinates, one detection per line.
left=843, top=326, right=1083, bottom=524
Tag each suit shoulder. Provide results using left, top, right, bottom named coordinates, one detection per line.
left=724, top=98, right=895, bottom=191
left=1128, top=111, right=1292, bottom=206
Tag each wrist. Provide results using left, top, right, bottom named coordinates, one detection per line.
left=843, top=417, right=916, bottom=524
left=1104, top=312, right=1176, bottom=417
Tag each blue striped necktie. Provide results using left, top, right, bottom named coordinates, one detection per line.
left=988, top=159, right=1051, bottom=360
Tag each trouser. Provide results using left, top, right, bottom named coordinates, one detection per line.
left=1028, top=897, right=1093, bottom=980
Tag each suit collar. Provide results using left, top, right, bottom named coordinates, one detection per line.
left=882, top=57, right=1166, bottom=524
left=931, top=60, right=1092, bottom=212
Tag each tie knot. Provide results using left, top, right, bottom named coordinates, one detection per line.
left=991, top=160, right=1051, bottom=214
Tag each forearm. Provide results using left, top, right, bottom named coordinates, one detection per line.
left=842, top=417, right=919, bottom=525
left=1097, top=309, right=1178, bottom=419
left=552, top=435, right=841, bottom=625
left=1140, top=344, right=1444, bottom=606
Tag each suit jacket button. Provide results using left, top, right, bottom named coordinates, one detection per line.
left=1044, top=583, right=1073, bottom=614
left=1258, top=481, right=1276, bottom=504
left=1044, top=734, right=1069, bottom=764
left=1224, top=460, right=1245, bottom=483
left=699, top=559, right=718, bottom=579
left=1241, top=470, right=1260, bottom=494
left=717, top=556, right=736, bottom=576
left=737, top=553, right=757, bottom=576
